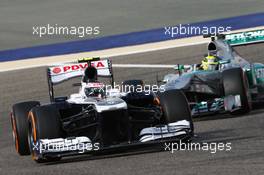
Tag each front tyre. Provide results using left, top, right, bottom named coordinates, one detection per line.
left=223, top=67, right=252, bottom=115
left=158, top=90, right=193, bottom=135
left=11, top=101, right=40, bottom=155
left=28, top=105, right=62, bottom=163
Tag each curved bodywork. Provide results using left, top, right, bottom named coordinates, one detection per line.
left=162, top=29, right=264, bottom=116
left=11, top=58, right=193, bottom=162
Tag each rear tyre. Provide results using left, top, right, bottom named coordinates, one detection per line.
left=158, top=90, right=193, bottom=133
left=28, top=105, right=62, bottom=163
left=223, top=67, right=251, bottom=115
left=11, top=101, right=40, bottom=155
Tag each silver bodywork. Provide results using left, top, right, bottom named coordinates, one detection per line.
left=161, top=38, right=245, bottom=116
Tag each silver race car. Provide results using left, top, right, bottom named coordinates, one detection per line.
left=161, top=29, right=264, bottom=117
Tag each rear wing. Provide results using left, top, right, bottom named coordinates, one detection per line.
left=47, top=59, right=113, bottom=102
left=225, top=29, right=264, bottom=46
left=203, top=29, right=264, bottom=46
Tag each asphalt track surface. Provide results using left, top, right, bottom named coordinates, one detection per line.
left=1, top=0, right=264, bottom=50
left=1, top=43, right=264, bottom=175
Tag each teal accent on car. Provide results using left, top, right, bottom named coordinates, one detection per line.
left=225, top=29, right=264, bottom=46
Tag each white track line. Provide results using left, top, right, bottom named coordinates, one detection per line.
left=0, top=39, right=207, bottom=72
left=0, top=26, right=263, bottom=72
left=112, top=64, right=175, bottom=68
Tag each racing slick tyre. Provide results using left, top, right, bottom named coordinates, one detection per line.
left=28, top=105, right=62, bottom=163
left=158, top=90, right=193, bottom=133
left=223, top=67, right=252, bottom=115
left=11, top=101, right=40, bottom=155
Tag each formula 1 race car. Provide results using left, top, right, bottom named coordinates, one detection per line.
left=10, top=57, right=193, bottom=163
left=161, top=29, right=264, bottom=117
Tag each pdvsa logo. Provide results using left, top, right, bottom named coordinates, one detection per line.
left=52, top=67, right=62, bottom=74
left=52, top=61, right=106, bottom=74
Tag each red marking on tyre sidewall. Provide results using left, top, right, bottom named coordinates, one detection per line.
left=10, top=112, right=19, bottom=153
left=28, top=112, right=38, bottom=160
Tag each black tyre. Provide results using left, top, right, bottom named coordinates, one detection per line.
left=11, top=101, right=40, bottom=155
left=28, top=105, right=62, bottom=163
left=223, top=67, right=251, bottom=115
left=158, top=90, right=193, bottom=132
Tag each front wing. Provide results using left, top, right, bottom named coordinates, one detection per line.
left=32, top=120, right=192, bottom=159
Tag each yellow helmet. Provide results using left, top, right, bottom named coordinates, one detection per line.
left=201, top=55, right=219, bottom=70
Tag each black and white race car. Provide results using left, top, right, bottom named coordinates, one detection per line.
left=10, top=57, right=193, bottom=163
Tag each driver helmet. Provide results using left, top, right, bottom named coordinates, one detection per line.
left=84, top=82, right=105, bottom=98
left=201, top=54, right=219, bottom=71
